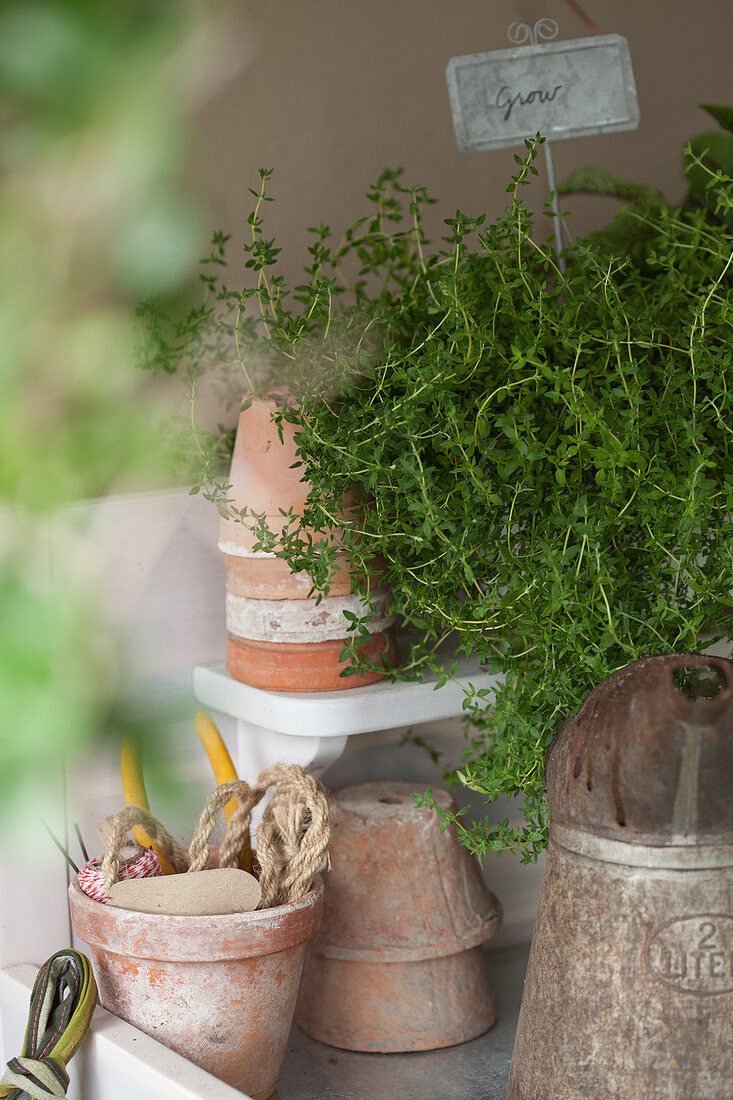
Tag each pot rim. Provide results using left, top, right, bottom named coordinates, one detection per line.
left=69, top=876, right=323, bottom=962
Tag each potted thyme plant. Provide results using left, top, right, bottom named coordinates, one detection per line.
left=138, top=130, right=733, bottom=864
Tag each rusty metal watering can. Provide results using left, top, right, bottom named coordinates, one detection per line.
left=507, top=653, right=732, bottom=1100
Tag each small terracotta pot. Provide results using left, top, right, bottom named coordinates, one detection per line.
left=225, top=552, right=387, bottom=601
left=218, top=387, right=307, bottom=556
left=226, top=630, right=398, bottom=692
left=295, top=782, right=502, bottom=1051
left=218, top=387, right=359, bottom=556
left=69, top=878, right=323, bottom=1100
left=218, top=388, right=396, bottom=693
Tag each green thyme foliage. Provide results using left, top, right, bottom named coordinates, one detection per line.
left=293, top=144, right=733, bottom=861
left=559, top=166, right=667, bottom=208
left=559, top=103, right=733, bottom=256
left=136, top=167, right=431, bottom=487
left=685, top=103, right=733, bottom=229
left=139, top=140, right=733, bottom=862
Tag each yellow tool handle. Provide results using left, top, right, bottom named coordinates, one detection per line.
left=120, top=735, right=175, bottom=875
left=194, top=711, right=252, bottom=872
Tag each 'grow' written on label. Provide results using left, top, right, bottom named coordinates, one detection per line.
left=446, top=34, right=639, bottom=153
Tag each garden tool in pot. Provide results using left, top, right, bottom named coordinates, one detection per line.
left=507, top=653, right=732, bottom=1100
left=91, top=762, right=331, bottom=913
left=119, top=711, right=252, bottom=872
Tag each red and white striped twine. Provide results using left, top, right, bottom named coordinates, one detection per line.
left=77, top=847, right=162, bottom=903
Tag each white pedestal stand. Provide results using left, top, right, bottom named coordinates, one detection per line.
left=193, top=657, right=499, bottom=783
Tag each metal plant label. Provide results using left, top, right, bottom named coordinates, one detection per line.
left=446, top=33, right=639, bottom=153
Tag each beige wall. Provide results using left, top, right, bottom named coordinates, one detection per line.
left=190, top=0, right=732, bottom=287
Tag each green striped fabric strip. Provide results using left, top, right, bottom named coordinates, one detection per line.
left=0, top=950, right=97, bottom=1100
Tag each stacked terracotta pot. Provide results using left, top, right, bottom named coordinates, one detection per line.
left=295, top=781, right=502, bottom=1051
left=219, top=388, right=397, bottom=691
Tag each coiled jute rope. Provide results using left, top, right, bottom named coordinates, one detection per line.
left=100, top=764, right=330, bottom=909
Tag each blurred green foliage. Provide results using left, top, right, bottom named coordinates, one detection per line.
left=0, top=0, right=214, bottom=817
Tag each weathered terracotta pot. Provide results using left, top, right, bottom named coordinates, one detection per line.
left=295, top=782, right=502, bottom=1050
left=218, top=387, right=359, bottom=557
left=69, top=877, right=323, bottom=1100
left=218, top=386, right=307, bottom=557
left=507, top=654, right=733, bottom=1100
left=225, top=552, right=387, bottom=601
left=226, top=630, right=397, bottom=692
left=225, top=551, right=352, bottom=600
left=225, top=584, right=397, bottom=691
left=219, top=388, right=397, bottom=691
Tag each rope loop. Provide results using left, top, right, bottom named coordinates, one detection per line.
left=256, top=764, right=331, bottom=908
left=100, top=807, right=188, bottom=895
left=188, top=779, right=258, bottom=873
left=99, top=765, right=330, bottom=908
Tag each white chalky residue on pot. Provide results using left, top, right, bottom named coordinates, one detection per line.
left=226, top=587, right=395, bottom=643
left=218, top=540, right=278, bottom=558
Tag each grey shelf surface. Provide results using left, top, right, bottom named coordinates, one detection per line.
left=275, top=943, right=529, bottom=1100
